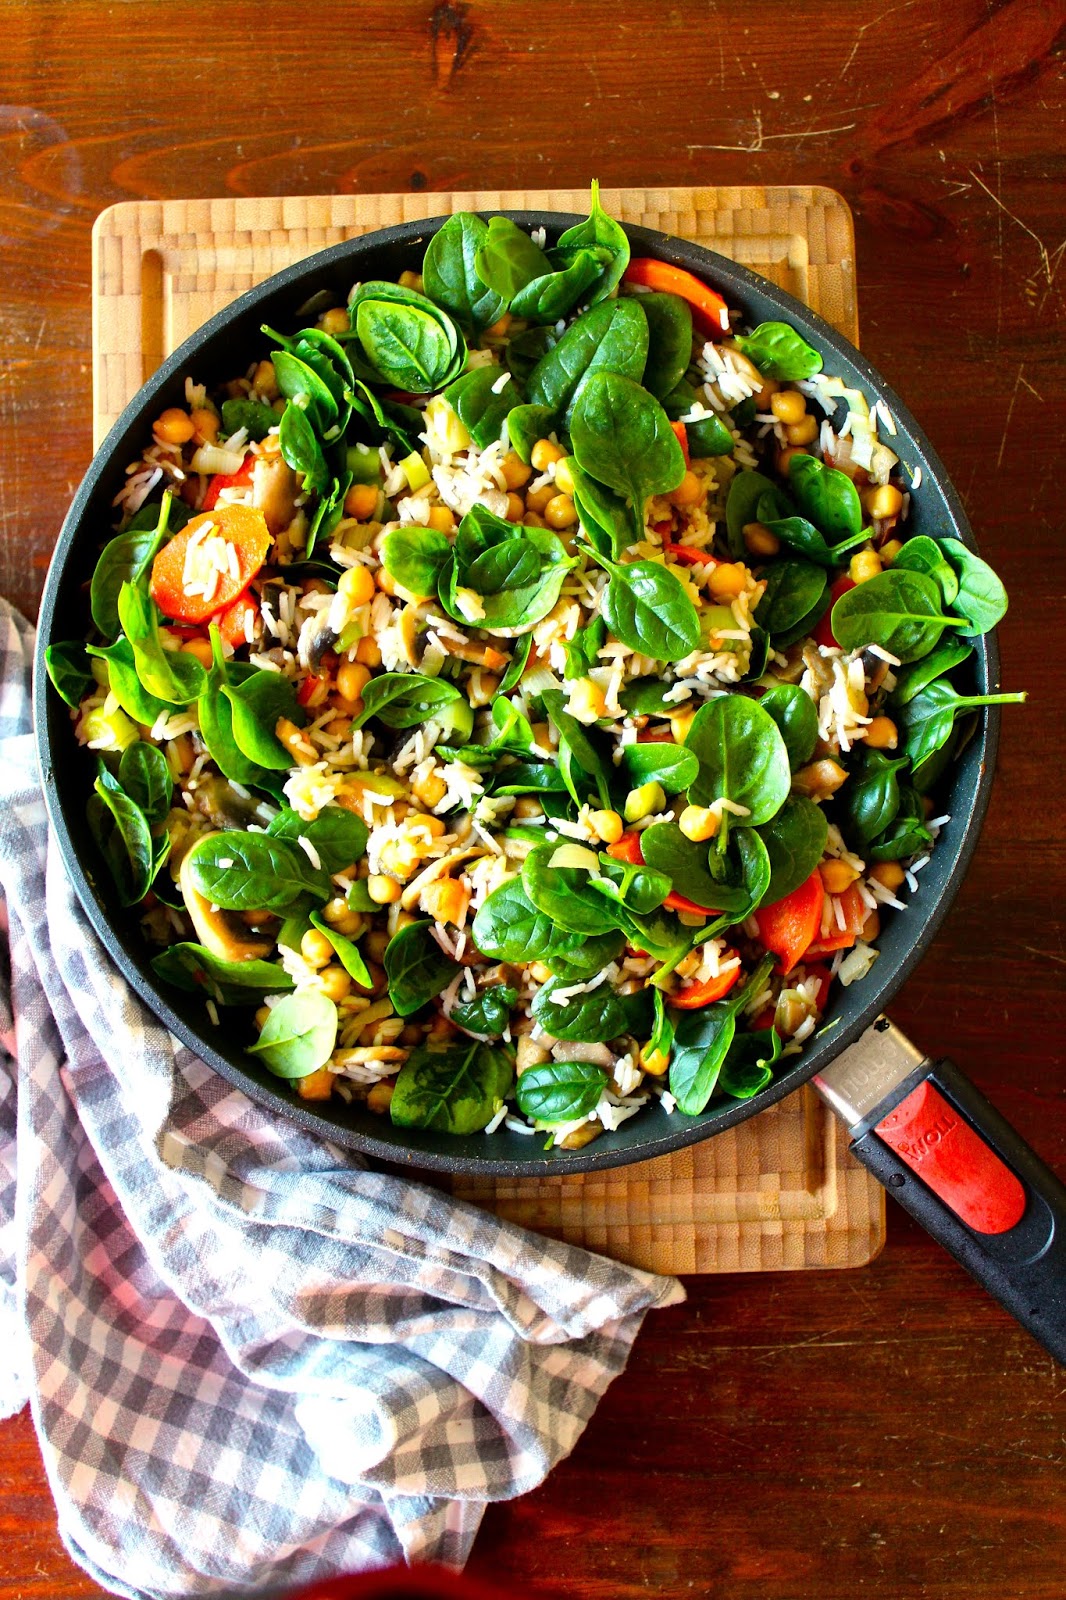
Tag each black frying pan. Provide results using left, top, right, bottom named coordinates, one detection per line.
left=34, top=214, right=1066, bottom=1358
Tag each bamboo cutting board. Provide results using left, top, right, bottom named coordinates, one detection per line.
left=92, top=185, right=884, bottom=1275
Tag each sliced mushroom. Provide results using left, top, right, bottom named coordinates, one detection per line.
left=191, top=774, right=272, bottom=833
left=252, top=453, right=299, bottom=534
left=177, top=836, right=274, bottom=963
left=550, top=1041, right=614, bottom=1067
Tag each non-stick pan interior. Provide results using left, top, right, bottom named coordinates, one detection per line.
left=35, top=214, right=1001, bottom=1174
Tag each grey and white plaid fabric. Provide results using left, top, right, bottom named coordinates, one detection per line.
left=0, top=598, right=683, bottom=1600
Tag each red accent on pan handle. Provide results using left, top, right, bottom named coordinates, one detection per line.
left=875, top=1080, right=1026, bottom=1235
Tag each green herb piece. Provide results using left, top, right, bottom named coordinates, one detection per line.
left=735, top=321, right=823, bottom=381
left=891, top=535, right=959, bottom=605
left=118, top=741, right=173, bottom=825
left=185, top=830, right=330, bottom=914
left=563, top=615, right=607, bottom=680
left=830, top=569, right=965, bottom=663
left=390, top=1037, right=514, bottom=1134
left=638, top=292, right=694, bottom=399
left=471, top=878, right=583, bottom=964
left=541, top=690, right=613, bottom=811
left=757, top=685, right=819, bottom=771
left=352, top=672, right=463, bottom=731
left=498, top=633, right=533, bottom=694
left=527, top=297, right=648, bottom=420
left=225, top=669, right=304, bottom=770
left=757, top=498, right=870, bottom=569
left=618, top=678, right=679, bottom=715
left=383, top=919, right=462, bottom=1017
left=422, top=212, right=506, bottom=331
left=516, top=1060, right=609, bottom=1124
left=248, top=989, right=338, bottom=1079
left=640, top=822, right=742, bottom=913
left=896, top=680, right=1026, bottom=768
left=381, top=525, right=452, bottom=598
left=451, top=986, right=518, bottom=1039
left=354, top=286, right=465, bottom=394
left=668, top=954, right=774, bottom=1115
left=272, top=348, right=339, bottom=432
left=87, top=766, right=159, bottom=906
left=685, top=696, right=791, bottom=825
left=552, top=180, right=631, bottom=306
left=151, top=943, right=295, bottom=1005
left=278, top=401, right=330, bottom=494
left=264, top=808, right=368, bottom=877
left=756, top=796, right=829, bottom=906
left=571, top=371, right=686, bottom=544
left=592, top=854, right=672, bottom=916
left=440, top=505, right=572, bottom=631
left=755, top=559, right=828, bottom=638
left=44, top=641, right=94, bottom=708
left=940, top=538, right=1009, bottom=636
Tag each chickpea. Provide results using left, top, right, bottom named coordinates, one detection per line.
left=504, top=491, right=525, bottom=523
left=792, top=758, right=848, bottom=800
left=743, top=521, right=781, bottom=558
left=849, top=549, right=883, bottom=584
left=324, top=716, right=352, bottom=739
left=522, top=511, right=546, bottom=528
left=553, top=456, right=576, bottom=497
left=365, top=930, right=390, bottom=963
left=501, top=451, right=533, bottom=491
left=301, top=929, right=335, bottom=968
left=190, top=407, right=220, bottom=445
left=770, top=390, right=807, bottom=425
left=544, top=493, right=578, bottom=529
left=861, top=909, right=881, bottom=942
left=483, top=312, right=512, bottom=339
left=880, top=538, right=904, bottom=564
left=869, top=861, right=906, bottom=891
left=426, top=505, right=457, bottom=532
left=319, top=306, right=351, bottom=335
left=336, top=662, right=370, bottom=703
left=525, top=482, right=556, bottom=514
left=154, top=408, right=195, bottom=445
left=678, top=805, right=719, bottom=843
left=785, top=415, right=819, bottom=447
left=376, top=567, right=398, bottom=596
left=179, top=636, right=214, bottom=669
left=344, top=482, right=380, bottom=520
left=588, top=809, right=624, bottom=845
left=669, top=707, right=697, bottom=744
left=252, top=359, right=279, bottom=400
left=530, top=438, right=564, bottom=472
left=776, top=445, right=810, bottom=477
left=355, top=634, right=382, bottom=667
left=366, top=1080, right=395, bottom=1115
left=398, top=269, right=424, bottom=291
left=318, top=966, right=352, bottom=1002
left=338, top=565, right=376, bottom=606
left=864, top=484, right=904, bottom=520
left=667, top=470, right=703, bottom=508
left=322, top=896, right=363, bottom=934
left=255, top=1005, right=272, bottom=1030
left=706, top=562, right=747, bottom=601
left=819, top=859, right=859, bottom=895
left=367, top=874, right=402, bottom=905
left=513, top=796, right=544, bottom=819
left=864, top=716, right=899, bottom=750
left=753, top=376, right=780, bottom=410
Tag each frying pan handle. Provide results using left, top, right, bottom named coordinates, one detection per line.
left=848, top=1057, right=1066, bottom=1362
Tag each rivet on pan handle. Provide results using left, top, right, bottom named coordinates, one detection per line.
left=815, top=1018, right=1066, bottom=1363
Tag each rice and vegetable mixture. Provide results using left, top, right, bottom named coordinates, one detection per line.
left=48, top=185, right=1024, bottom=1150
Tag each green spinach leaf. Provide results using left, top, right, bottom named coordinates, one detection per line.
left=758, top=684, right=819, bottom=771
left=248, top=989, right=338, bottom=1079
left=472, top=877, right=583, bottom=963
left=755, top=559, right=828, bottom=638
left=384, top=919, right=462, bottom=1017
left=267, top=806, right=369, bottom=874
left=117, top=581, right=206, bottom=706
left=735, top=322, right=822, bottom=381
left=185, top=830, right=330, bottom=913
left=381, top=525, right=452, bottom=598
left=506, top=403, right=557, bottom=465
left=571, top=372, right=686, bottom=543
left=867, top=786, right=934, bottom=862
left=830, top=570, right=964, bottom=663
left=451, top=986, right=518, bottom=1038
left=423, top=212, right=506, bottom=331
left=638, top=292, right=694, bottom=399
left=591, top=550, right=700, bottom=662
left=353, top=672, right=463, bottom=731
left=515, top=1060, right=608, bottom=1124
left=889, top=639, right=973, bottom=707
left=151, top=943, right=295, bottom=1005
left=940, top=538, right=1009, bottom=636
left=668, top=954, right=774, bottom=1115
left=510, top=247, right=604, bottom=323
left=552, top=180, right=631, bottom=305
left=522, top=841, right=620, bottom=936
left=87, top=766, right=158, bottom=907
left=473, top=215, right=553, bottom=304
left=838, top=749, right=910, bottom=850
left=757, top=796, right=828, bottom=906
left=789, top=452, right=863, bottom=542
left=685, top=696, right=792, bottom=825
left=391, top=1036, right=514, bottom=1134
left=278, top=401, right=330, bottom=494
left=118, top=741, right=173, bottom=825
left=618, top=741, right=699, bottom=792
left=45, top=641, right=94, bottom=708
left=444, top=364, right=522, bottom=450
left=528, top=297, right=648, bottom=419
left=897, top=680, right=1026, bottom=768
left=220, top=397, right=276, bottom=441
left=531, top=977, right=632, bottom=1044
left=308, top=910, right=373, bottom=988
left=891, top=535, right=959, bottom=605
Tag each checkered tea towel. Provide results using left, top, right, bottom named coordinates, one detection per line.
left=0, top=598, right=684, bottom=1600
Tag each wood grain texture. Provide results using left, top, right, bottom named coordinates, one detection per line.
left=2, top=1, right=1065, bottom=1596
left=92, top=182, right=883, bottom=1279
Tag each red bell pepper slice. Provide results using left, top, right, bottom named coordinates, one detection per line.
left=607, top=832, right=644, bottom=866
left=670, top=420, right=690, bottom=464
left=664, top=541, right=715, bottom=567
left=814, top=574, right=856, bottom=649
left=754, top=870, right=825, bottom=975
left=623, top=258, right=731, bottom=336
left=672, top=957, right=742, bottom=1009
left=201, top=452, right=255, bottom=512
left=803, top=882, right=868, bottom=956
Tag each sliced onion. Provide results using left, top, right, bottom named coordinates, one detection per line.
left=190, top=443, right=246, bottom=476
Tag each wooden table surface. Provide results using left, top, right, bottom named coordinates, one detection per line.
left=4, top=2, right=1065, bottom=1596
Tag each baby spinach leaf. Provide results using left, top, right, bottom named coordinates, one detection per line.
left=515, top=1060, right=608, bottom=1124
left=867, top=786, right=934, bottom=862
left=226, top=670, right=303, bottom=770
left=522, top=842, right=620, bottom=936
left=390, top=1037, right=514, bottom=1134
left=118, top=741, right=173, bottom=825
left=618, top=742, right=699, bottom=792
left=541, top=690, right=613, bottom=810
left=648, top=986, right=676, bottom=1061
left=473, top=215, right=553, bottom=304
left=890, top=639, right=974, bottom=707
left=267, top=806, right=369, bottom=875
left=789, top=453, right=863, bottom=542
left=88, top=766, right=157, bottom=907
left=308, top=910, right=372, bottom=989
left=618, top=678, right=679, bottom=715
left=757, top=499, right=869, bottom=569
left=497, top=632, right=533, bottom=694
left=278, top=401, right=330, bottom=494
left=196, top=641, right=271, bottom=788
left=570, top=460, right=633, bottom=559
left=553, top=180, right=631, bottom=305
left=772, top=592, right=831, bottom=650
left=638, top=292, right=694, bottom=400
left=592, top=855, right=672, bottom=916
left=838, top=749, right=910, bottom=850
left=444, top=364, right=522, bottom=450
left=384, top=919, right=462, bottom=1017
left=545, top=930, right=626, bottom=982
left=272, top=348, right=339, bottom=432
left=186, top=830, right=330, bottom=913
left=45, top=641, right=94, bottom=708
left=940, top=538, right=1009, bottom=636
left=640, top=822, right=748, bottom=912
left=510, top=247, right=604, bottom=323
left=422, top=212, right=506, bottom=331
left=531, top=978, right=632, bottom=1043
left=830, top=569, right=964, bottom=663
left=248, top=989, right=338, bottom=1079
left=491, top=759, right=568, bottom=796
left=571, top=372, right=686, bottom=543
left=528, top=297, right=648, bottom=419
left=353, top=672, right=463, bottom=731
left=220, top=397, right=276, bottom=442
left=718, top=1026, right=782, bottom=1099
left=735, top=321, right=822, bottom=381
left=117, top=581, right=206, bottom=706
left=755, top=559, right=828, bottom=638
left=506, top=403, right=557, bottom=465
left=891, top=535, right=959, bottom=605
left=151, top=943, right=295, bottom=1005
left=896, top=680, right=1026, bottom=769
left=465, top=535, right=541, bottom=594
left=563, top=614, right=607, bottom=680
left=505, top=324, right=557, bottom=383
left=381, top=525, right=452, bottom=598
left=451, top=986, right=518, bottom=1039
left=592, top=551, right=701, bottom=662
left=757, top=796, right=828, bottom=906
left=90, top=528, right=165, bottom=640
left=742, top=625, right=772, bottom=683
left=442, top=507, right=572, bottom=631
left=472, top=878, right=582, bottom=964
left=758, top=684, right=819, bottom=771
left=726, top=469, right=791, bottom=559
left=668, top=954, right=774, bottom=1115
left=685, top=695, right=791, bottom=825
left=355, top=299, right=464, bottom=394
